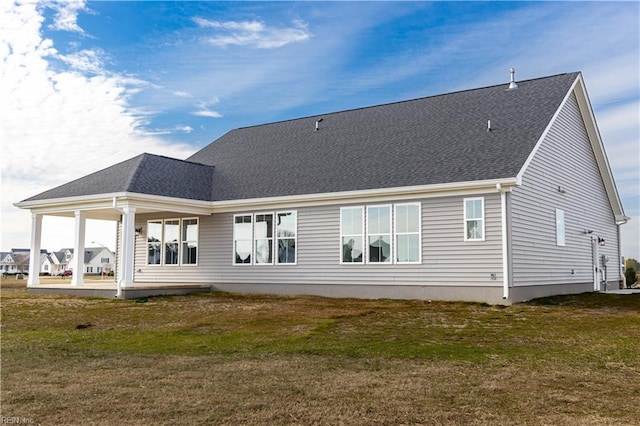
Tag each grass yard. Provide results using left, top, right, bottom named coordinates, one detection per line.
left=1, top=279, right=639, bottom=425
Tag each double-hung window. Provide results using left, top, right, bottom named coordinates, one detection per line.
left=182, top=218, right=199, bottom=264
left=367, top=205, right=392, bottom=263
left=164, top=219, right=180, bottom=265
left=276, top=212, right=297, bottom=264
left=464, top=198, right=484, bottom=241
left=147, top=220, right=162, bottom=265
left=234, top=215, right=253, bottom=264
left=255, top=214, right=274, bottom=264
left=395, top=203, right=421, bottom=263
left=341, top=207, right=364, bottom=263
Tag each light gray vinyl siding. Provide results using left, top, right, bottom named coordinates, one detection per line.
left=131, top=194, right=504, bottom=288
left=510, top=92, right=619, bottom=287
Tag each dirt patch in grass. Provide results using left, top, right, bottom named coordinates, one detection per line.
left=2, top=287, right=639, bottom=425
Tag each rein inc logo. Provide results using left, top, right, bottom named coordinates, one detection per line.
left=0, top=418, right=34, bottom=424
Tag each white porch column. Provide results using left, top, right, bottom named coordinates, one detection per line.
left=71, top=210, right=86, bottom=286
left=27, top=213, right=42, bottom=287
left=117, top=206, right=136, bottom=294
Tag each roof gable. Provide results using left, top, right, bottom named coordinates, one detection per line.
left=515, top=74, right=626, bottom=222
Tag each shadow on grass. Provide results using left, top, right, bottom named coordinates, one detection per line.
left=525, top=291, right=640, bottom=310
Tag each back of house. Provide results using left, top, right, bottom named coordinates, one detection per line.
left=16, top=71, right=627, bottom=303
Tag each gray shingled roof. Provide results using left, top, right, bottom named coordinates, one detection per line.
left=188, top=72, right=579, bottom=200
left=23, top=73, right=579, bottom=203
left=24, top=153, right=215, bottom=202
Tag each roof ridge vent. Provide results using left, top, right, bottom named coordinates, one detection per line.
left=508, top=67, right=518, bottom=89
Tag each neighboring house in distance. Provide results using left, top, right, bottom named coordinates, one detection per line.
left=39, top=252, right=53, bottom=275
left=48, top=249, right=73, bottom=276
left=54, top=247, right=115, bottom=275
left=69, top=247, right=116, bottom=275
left=1, top=252, right=22, bottom=274
left=1, top=248, right=115, bottom=276
left=15, top=71, right=628, bottom=303
left=1, top=249, right=47, bottom=275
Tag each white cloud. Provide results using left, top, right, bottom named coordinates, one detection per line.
left=0, top=1, right=194, bottom=252
left=195, top=17, right=310, bottom=49
left=144, top=125, right=194, bottom=135
left=193, top=18, right=265, bottom=33
left=46, top=0, right=88, bottom=33
left=57, top=48, right=108, bottom=74
left=191, top=98, right=222, bottom=118
left=192, top=110, right=222, bottom=118
left=173, top=90, right=192, bottom=98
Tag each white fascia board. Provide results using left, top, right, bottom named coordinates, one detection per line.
left=14, top=192, right=127, bottom=210
left=15, top=192, right=212, bottom=217
left=209, top=178, right=519, bottom=213
left=571, top=75, right=626, bottom=219
left=14, top=180, right=520, bottom=217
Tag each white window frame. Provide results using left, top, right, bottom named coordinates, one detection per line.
left=556, top=209, right=566, bottom=246
left=340, top=206, right=365, bottom=265
left=147, top=218, right=200, bottom=266
left=181, top=217, right=199, bottom=266
left=163, top=218, right=181, bottom=266
left=276, top=211, right=297, bottom=265
left=464, top=197, right=485, bottom=242
left=394, top=203, right=422, bottom=264
left=147, top=219, right=163, bottom=266
left=366, top=204, right=393, bottom=264
left=233, top=211, right=297, bottom=266
left=254, top=212, right=275, bottom=265
left=233, top=214, right=253, bottom=265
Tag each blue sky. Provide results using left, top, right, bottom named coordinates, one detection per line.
left=1, top=1, right=639, bottom=259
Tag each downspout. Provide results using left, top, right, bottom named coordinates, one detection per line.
left=614, top=217, right=630, bottom=289
left=616, top=222, right=623, bottom=289
left=497, top=184, right=509, bottom=301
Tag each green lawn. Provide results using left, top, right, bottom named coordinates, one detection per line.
left=1, top=282, right=639, bottom=425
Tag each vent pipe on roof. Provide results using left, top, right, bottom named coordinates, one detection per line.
left=508, top=67, right=518, bottom=89
left=315, top=118, right=323, bottom=131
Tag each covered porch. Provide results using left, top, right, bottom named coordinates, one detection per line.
left=16, top=192, right=213, bottom=298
